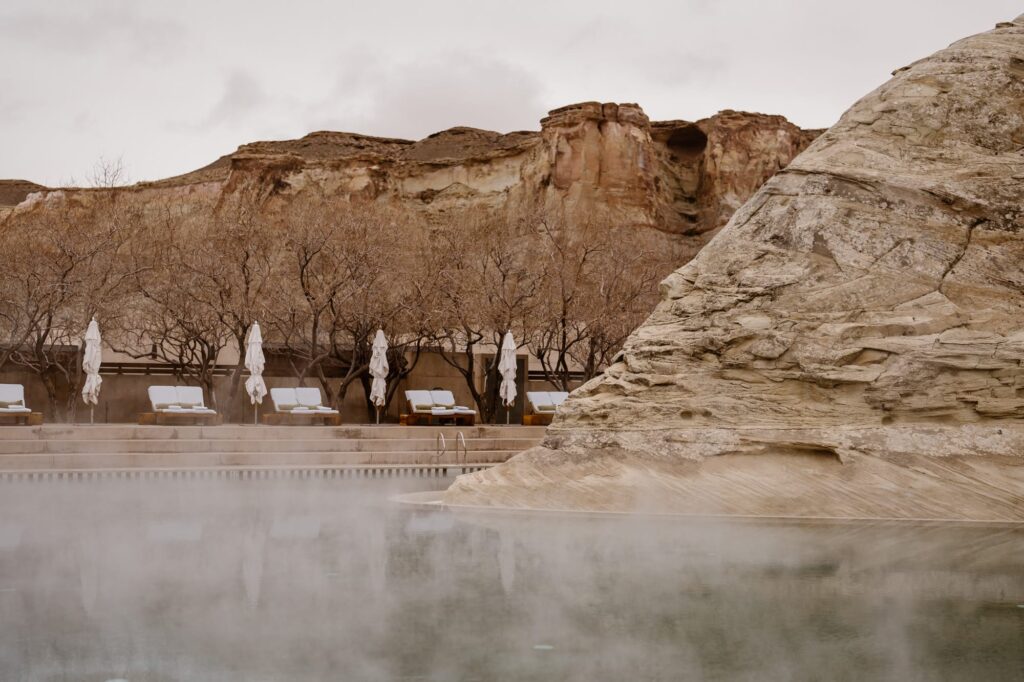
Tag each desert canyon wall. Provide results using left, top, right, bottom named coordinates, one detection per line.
left=446, top=17, right=1024, bottom=520
left=1, top=104, right=817, bottom=259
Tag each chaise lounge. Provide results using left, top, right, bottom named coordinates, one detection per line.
left=402, top=390, right=476, bottom=426
left=139, top=386, right=221, bottom=425
left=524, top=391, right=569, bottom=425
left=0, top=384, right=43, bottom=425
left=262, top=387, right=341, bottom=425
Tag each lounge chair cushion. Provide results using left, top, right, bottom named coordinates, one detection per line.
left=175, top=386, right=207, bottom=409
left=147, top=386, right=216, bottom=414
left=292, top=387, right=337, bottom=413
left=270, top=388, right=298, bottom=412
left=0, top=384, right=25, bottom=408
left=295, top=387, right=324, bottom=407
left=549, top=391, right=569, bottom=406
left=430, top=390, right=475, bottom=414
left=148, top=386, right=179, bottom=411
left=406, top=390, right=434, bottom=413
left=429, top=390, right=456, bottom=407
left=405, top=389, right=474, bottom=416
left=0, top=406, right=31, bottom=413
left=527, top=392, right=553, bottom=413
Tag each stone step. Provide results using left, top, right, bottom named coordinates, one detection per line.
left=0, top=424, right=546, bottom=441
left=0, top=436, right=540, bottom=455
left=0, top=449, right=517, bottom=470
left=0, top=464, right=492, bottom=482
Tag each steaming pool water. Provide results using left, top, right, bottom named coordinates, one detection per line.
left=0, top=475, right=1021, bottom=681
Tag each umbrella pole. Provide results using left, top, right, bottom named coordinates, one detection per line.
left=254, top=404, right=258, bottom=426
left=90, top=406, right=94, bottom=425
left=376, top=407, right=380, bottom=425
left=506, top=406, right=510, bottom=425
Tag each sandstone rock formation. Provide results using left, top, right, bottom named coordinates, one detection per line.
left=445, top=18, right=1024, bottom=521
left=1, top=105, right=816, bottom=257
left=0, top=180, right=45, bottom=211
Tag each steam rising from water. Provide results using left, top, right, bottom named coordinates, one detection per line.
left=0, top=477, right=1021, bottom=681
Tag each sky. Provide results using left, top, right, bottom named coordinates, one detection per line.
left=1, top=0, right=1020, bottom=186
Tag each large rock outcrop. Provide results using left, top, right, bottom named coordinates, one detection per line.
left=445, top=18, right=1024, bottom=521
left=2, top=104, right=816, bottom=257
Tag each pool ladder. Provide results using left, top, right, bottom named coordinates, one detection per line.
left=435, top=431, right=468, bottom=464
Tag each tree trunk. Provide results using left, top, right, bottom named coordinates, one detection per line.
left=226, top=335, right=247, bottom=424
left=41, top=371, right=62, bottom=423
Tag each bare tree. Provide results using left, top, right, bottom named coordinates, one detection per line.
left=270, top=195, right=434, bottom=418
left=88, top=156, right=129, bottom=188
left=429, top=209, right=543, bottom=422
left=268, top=195, right=364, bottom=405
left=1, top=194, right=139, bottom=420
left=571, top=233, right=671, bottom=381
left=528, top=210, right=611, bottom=391
left=0, top=225, right=42, bottom=372
left=528, top=209, right=678, bottom=390
left=187, top=193, right=278, bottom=418
left=117, top=195, right=279, bottom=419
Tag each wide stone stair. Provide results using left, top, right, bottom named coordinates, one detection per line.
left=0, top=424, right=545, bottom=479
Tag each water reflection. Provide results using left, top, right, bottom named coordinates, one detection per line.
left=0, top=478, right=1021, bottom=681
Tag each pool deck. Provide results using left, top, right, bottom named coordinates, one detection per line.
left=396, top=490, right=1024, bottom=528
left=0, top=424, right=545, bottom=477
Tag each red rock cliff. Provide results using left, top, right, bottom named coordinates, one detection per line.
left=2, top=103, right=819, bottom=254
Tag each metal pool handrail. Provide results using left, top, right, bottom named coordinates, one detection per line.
left=435, top=432, right=447, bottom=460
left=456, top=431, right=468, bottom=464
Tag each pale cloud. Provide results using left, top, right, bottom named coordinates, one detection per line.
left=0, top=97, right=30, bottom=124
left=0, top=0, right=1021, bottom=184
left=202, top=71, right=269, bottom=128
left=304, top=53, right=547, bottom=139
left=0, top=2, right=185, bottom=60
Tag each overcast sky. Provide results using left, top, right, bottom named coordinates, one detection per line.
left=1, top=0, right=1019, bottom=185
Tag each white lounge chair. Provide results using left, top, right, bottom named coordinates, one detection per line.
left=525, top=391, right=569, bottom=425
left=404, top=389, right=476, bottom=425
left=0, top=384, right=41, bottom=425
left=142, top=386, right=219, bottom=424
left=266, top=387, right=340, bottom=424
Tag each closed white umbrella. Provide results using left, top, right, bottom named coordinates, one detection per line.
left=81, top=317, right=102, bottom=424
left=369, top=329, right=389, bottom=424
left=244, top=322, right=267, bottom=425
left=498, top=330, right=517, bottom=424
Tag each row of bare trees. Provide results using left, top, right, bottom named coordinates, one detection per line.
left=0, top=189, right=680, bottom=422
left=0, top=193, right=138, bottom=420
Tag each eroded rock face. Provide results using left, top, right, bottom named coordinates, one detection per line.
left=2, top=104, right=816, bottom=257
left=0, top=180, right=46, bottom=217
left=445, top=18, right=1024, bottom=520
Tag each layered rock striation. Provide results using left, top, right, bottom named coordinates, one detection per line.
left=2, top=104, right=816, bottom=256
left=445, top=18, right=1024, bottom=520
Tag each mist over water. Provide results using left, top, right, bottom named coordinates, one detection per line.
left=0, top=477, right=1021, bottom=681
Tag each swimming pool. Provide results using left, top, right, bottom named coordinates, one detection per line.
left=1, top=476, right=1021, bottom=681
